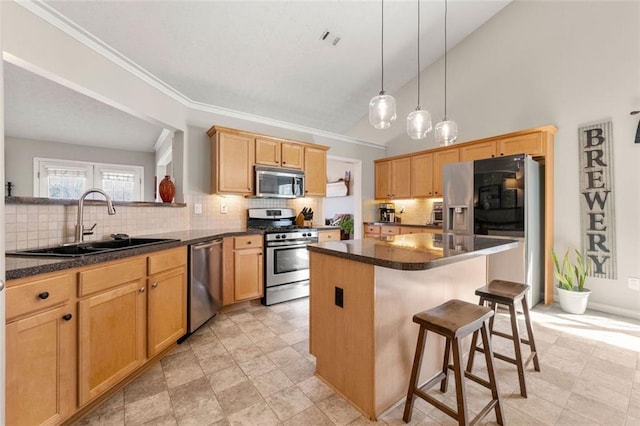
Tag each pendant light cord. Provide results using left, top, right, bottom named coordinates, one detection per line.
left=417, top=0, right=421, bottom=107
left=443, top=0, right=448, bottom=119
left=381, top=0, right=385, bottom=94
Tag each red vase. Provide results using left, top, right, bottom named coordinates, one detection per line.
left=159, top=175, right=175, bottom=203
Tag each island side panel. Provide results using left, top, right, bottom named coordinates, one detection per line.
left=309, top=252, right=376, bottom=417
left=373, top=255, right=488, bottom=417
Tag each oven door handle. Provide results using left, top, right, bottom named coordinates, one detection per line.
left=267, top=241, right=313, bottom=248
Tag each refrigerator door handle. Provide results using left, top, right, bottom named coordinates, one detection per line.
left=0, top=279, right=4, bottom=292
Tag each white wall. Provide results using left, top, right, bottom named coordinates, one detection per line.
left=5, top=137, right=156, bottom=200
left=348, top=1, right=640, bottom=317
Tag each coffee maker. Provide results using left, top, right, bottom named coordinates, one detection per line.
left=378, top=203, right=396, bottom=222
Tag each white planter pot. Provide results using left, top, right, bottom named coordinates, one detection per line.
left=557, top=287, right=592, bottom=314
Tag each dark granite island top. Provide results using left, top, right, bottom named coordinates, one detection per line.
left=307, top=232, right=518, bottom=270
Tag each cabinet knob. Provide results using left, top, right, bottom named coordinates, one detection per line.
left=38, top=291, right=50, bottom=300
left=247, top=241, right=252, bottom=245
left=282, top=161, right=286, bottom=164
left=62, top=313, right=72, bottom=321
left=152, top=282, right=158, bottom=288
left=139, top=287, right=145, bottom=293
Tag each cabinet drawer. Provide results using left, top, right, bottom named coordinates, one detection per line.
left=364, top=225, right=381, bottom=235
left=6, top=272, right=73, bottom=321
left=318, top=230, right=341, bottom=242
left=380, top=226, right=400, bottom=235
left=234, top=235, right=263, bottom=249
left=148, top=246, right=187, bottom=275
left=79, top=257, right=146, bottom=297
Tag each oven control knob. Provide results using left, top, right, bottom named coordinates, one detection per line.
left=275, top=235, right=281, bottom=239
left=281, top=234, right=287, bottom=239
left=304, top=233, right=309, bottom=237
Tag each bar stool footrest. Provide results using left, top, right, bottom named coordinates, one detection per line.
left=414, top=389, right=457, bottom=420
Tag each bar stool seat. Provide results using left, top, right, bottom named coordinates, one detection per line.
left=466, top=279, right=540, bottom=398
left=403, top=299, right=504, bottom=425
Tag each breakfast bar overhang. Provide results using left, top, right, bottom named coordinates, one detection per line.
left=307, top=233, right=518, bottom=420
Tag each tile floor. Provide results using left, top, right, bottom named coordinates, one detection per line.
left=76, top=299, right=640, bottom=426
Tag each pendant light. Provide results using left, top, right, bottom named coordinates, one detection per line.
left=369, top=0, right=397, bottom=129
left=407, top=0, right=432, bottom=140
left=434, top=0, right=458, bottom=146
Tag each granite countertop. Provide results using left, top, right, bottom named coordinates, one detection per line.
left=364, top=222, right=443, bottom=229
left=307, top=232, right=518, bottom=271
left=6, top=228, right=260, bottom=280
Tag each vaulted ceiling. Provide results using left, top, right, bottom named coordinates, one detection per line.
left=4, top=0, right=511, bottom=151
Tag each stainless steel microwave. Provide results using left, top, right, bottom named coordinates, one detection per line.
left=255, top=166, right=305, bottom=198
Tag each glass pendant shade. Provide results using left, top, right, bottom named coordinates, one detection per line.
left=434, top=119, right=458, bottom=146
left=406, top=108, right=432, bottom=140
left=369, top=92, right=397, bottom=129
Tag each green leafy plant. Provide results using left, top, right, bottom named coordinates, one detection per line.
left=551, top=248, right=590, bottom=292
left=339, top=215, right=354, bottom=236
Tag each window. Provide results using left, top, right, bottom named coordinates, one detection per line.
left=34, top=158, right=144, bottom=201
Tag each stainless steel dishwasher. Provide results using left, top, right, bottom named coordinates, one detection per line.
left=188, top=238, right=223, bottom=334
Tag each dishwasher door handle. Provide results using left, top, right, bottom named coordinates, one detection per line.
left=193, top=239, right=223, bottom=250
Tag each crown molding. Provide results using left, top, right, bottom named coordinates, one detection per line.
left=17, top=0, right=386, bottom=151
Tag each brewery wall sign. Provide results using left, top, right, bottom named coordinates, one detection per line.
left=578, top=121, right=616, bottom=279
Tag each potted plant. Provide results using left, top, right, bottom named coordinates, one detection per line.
left=551, top=248, right=592, bottom=314
left=339, top=215, right=354, bottom=240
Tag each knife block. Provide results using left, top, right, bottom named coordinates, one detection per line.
left=303, top=220, right=313, bottom=228
left=296, top=213, right=305, bottom=227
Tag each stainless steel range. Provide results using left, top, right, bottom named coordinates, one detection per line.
left=247, top=208, right=318, bottom=305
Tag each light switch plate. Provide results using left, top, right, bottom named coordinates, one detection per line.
left=628, top=277, right=640, bottom=291
left=194, top=203, right=202, bottom=215
left=220, top=202, right=228, bottom=214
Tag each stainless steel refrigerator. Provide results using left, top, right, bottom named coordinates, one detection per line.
left=443, top=154, right=543, bottom=306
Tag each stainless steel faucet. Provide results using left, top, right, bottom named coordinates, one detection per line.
left=75, top=188, right=117, bottom=243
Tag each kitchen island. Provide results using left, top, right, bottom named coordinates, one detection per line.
left=307, top=232, right=518, bottom=420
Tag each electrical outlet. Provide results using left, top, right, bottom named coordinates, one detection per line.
left=220, top=202, right=228, bottom=214
left=628, top=277, right=640, bottom=291
left=194, top=203, right=202, bottom=215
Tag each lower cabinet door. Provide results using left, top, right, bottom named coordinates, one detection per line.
left=78, top=280, right=146, bottom=406
left=6, top=305, right=76, bottom=426
left=147, top=266, right=187, bottom=357
left=234, top=247, right=263, bottom=301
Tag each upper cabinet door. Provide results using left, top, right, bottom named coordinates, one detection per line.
left=497, top=132, right=544, bottom=157
left=433, top=148, right=460, bottom=196
left=460, top=141, right=497, bottom=161
left=255, top=138, right=281, bottom=167
left=304, top=146, right=327, bottom=196
left=281, top=142, right=304, bottom=169
left=375, top=161, right=391, bottom=199
left=410, top=153, right=434, bottom=198
left=390, top=157, right=411, bottom=199
left=212, top=131, right=254, bottom=194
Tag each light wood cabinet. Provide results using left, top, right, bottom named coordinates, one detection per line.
left=6, top=271, right=76, bottom=426
left=304, top=145, right=328, bottom=196
left=400, top=226, right=443, bottom=235
left=460, top=141, right=497, bottom=161
left=432, top=148, right=460, bottom=197
left=147, top=248, right=187, bottom=357
left=375, top=157, right=411, bottom=199
left=78, top=278, right=146, bottom=406
left=380, top=226, right=400, bottom=236
left=410, top=152, right=434, bottom=197
left=6, top=246, right=188, bottom=425
left=223, top=235, right=264, bottom=305
left=364, top=225, right=381, bottom=238
left=255, top=138, right=304, bottom=169
left=497, top=132, right=544, bottom=157
left=209, top=128, right=254, bottom=194
left=318, top=229, right=341, bottom=242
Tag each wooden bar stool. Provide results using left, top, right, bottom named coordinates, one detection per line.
left=403, top=299, right=504, bottom=426
left=466, top=279, right=540, bottom=398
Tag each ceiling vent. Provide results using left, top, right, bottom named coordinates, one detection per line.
left=320, top=30, right=341, bottom=47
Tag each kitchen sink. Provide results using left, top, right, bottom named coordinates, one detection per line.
left=7, top=237, right=179, bottom=258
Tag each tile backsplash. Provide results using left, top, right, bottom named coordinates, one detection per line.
left=5, top=194, right=323, bottom=251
